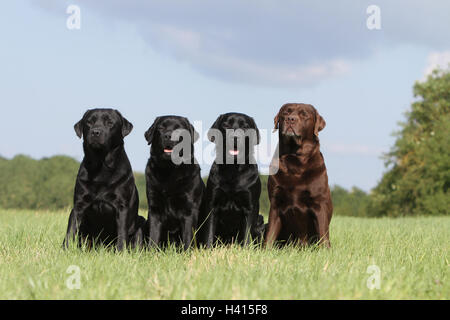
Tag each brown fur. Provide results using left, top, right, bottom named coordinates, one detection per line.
left=265, top=103, right=332, bottom=247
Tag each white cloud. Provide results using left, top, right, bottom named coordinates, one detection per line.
left=140, top=22, right=352, bottom=86
left=32, top=0, right=450, bottom=87
left=423, top=51, right=450, bottom=78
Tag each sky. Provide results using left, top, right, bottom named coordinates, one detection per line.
left=1, top=0, right=449, bottom=191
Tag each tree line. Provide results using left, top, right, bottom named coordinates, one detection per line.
left=0, top=154, right=372, bottom=216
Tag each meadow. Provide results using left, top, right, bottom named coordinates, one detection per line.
left=0, top=209, right=448, bottom=299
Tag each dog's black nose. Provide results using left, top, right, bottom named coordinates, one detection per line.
left=91, top=129, right=101, bottom=136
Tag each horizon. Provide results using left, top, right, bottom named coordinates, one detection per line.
left=1, top=1, right=450, bottom=192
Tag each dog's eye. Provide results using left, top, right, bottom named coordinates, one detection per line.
left=107, top=121, right=114, bottom=127
left=86, top=120, right=93, bottom=126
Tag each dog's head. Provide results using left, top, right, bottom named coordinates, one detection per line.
left=74, top=108, right=133, bottom=151
left=208, top=112, right=260, bottom=163
left=144, top=115, right=199, bottom=162
left=273, top=103, right=325, bottom=142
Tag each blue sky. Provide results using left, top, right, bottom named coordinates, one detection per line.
left=1, top=1, right=449, bottom=191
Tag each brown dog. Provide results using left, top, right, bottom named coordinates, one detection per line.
left=265, top=103, right=332, bottom=248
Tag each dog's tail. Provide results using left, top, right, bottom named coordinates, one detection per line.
left=251, top=214, right=266, bottom=242
left=138, top=215, right=149, bottom=238
left=130, top=215, right=148, bottom=246
left=137, top=215, right=147, bottom=227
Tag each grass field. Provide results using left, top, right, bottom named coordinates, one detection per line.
left=0, top=209, right=448, bottom=299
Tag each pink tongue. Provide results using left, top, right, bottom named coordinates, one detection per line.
left=164, top=149, right=173, bottom=153
left=229, top=150, right=239, bottom=156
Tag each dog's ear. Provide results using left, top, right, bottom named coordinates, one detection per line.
left=313, top=108, right=326, bottom=139
left=74, top=119, right=83, bottom=139
left=121, top=117, right=133, bottom=137
left=74, top=110, right=90, bottom=139
left=115, top=110, right=133, bottom=138
left=273, top=110, right=281, bottom=133
left=144, top=117, right=161, bottom=145
left=183, top=117, right=199, bottom=143
left=248, top=116, right=261, bottom=145
left=208, top=114, right=225, bottom=142
left=122, top=117, right=133, bottom=138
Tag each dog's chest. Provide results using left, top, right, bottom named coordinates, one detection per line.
left=213, top=185, right=252, bottom=213
left=77, top=181, right=125, bottom=220
left=83, top=183, right=119, bottom=202
left=82, top=199, right=117, bottom=232
left=164, top=193, right=190, bottom=215
left=273, top=185, right=319, bottom=212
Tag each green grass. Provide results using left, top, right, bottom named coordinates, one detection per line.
left=0, top=209, right=448, bottom=299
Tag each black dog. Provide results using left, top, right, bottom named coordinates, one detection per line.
left=63, top=108, right=145, bottom=250
left=144, top=115, right=205, bottom=250
left=200, top=112, right=265, bottom=247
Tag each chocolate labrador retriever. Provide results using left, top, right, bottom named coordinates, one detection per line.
left=63, top=108, right=145, bottom=250
left=200, top=112, right=265, bottom=247
left=144, top=115, right=205, bottom=250
left=265, top=103, right=332, bottom=247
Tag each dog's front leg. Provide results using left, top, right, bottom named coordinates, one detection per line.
left=243, top=212, right=255, bottom=246
left=63, top=208, right=83, bottom=249
left=148, top=209, right=163, bottom=248
left=116, top=208, right=129, bottom=251
left=204, top=208, right=217, bottom=248
left=264, top=205, right=282, bottom=248
left=313, top=205, right=331, bottom=248
left=181, top=211, right=198, bottom=250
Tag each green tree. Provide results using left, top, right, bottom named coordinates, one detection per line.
left=369, top=68, right=450, bottom=216
left=134, top=172, right=147, bottom=210
left=331, top=185, right=370, bottom=217
left=0, top=155, right=79, bottom=210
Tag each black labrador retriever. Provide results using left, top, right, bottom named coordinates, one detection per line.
left=144, top=115, right=205, bottom=250
left=63, top=108, right=145, bottom=250
left=200, top=112, right=265, bottom=247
